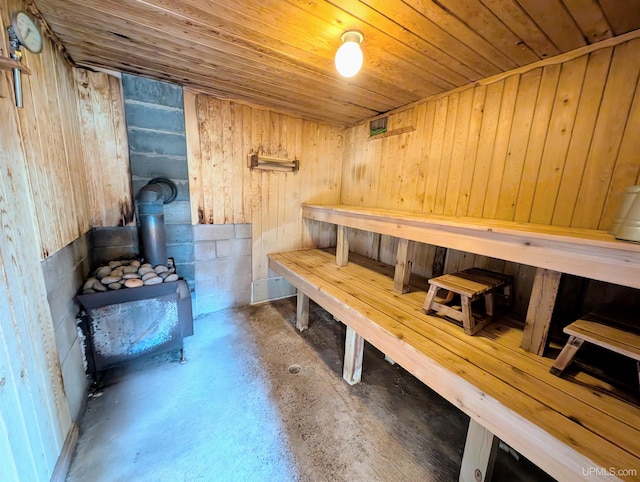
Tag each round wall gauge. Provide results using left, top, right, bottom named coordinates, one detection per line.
left=11, top=11, right=43, bottom=54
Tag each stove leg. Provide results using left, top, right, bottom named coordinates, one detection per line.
left=179, top=347, right=186, bottom=364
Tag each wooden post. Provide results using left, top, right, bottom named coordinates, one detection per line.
left=521, top=268, right=562, bottom=355
left=296, top=290, right=309, bottom=332
left=371, top=233, right=381, bottom=261
left=343, top=326, right=365, bottom=385
left=394, top=238, right=415, bottom=293
left=384, top=354, right=396, bottom=365
left=336, top=225, right=349, bottom=266
left=432, top=246, right=447, bottom=277
left=460, top=419, right=498, bottom=482
left=550, top=336, right=584, bottom=376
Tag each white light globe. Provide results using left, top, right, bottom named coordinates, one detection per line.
left=335, top=32, right=364, bottom=78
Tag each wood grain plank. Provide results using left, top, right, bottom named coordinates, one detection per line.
left=495, top=69, right=541, bottom=220
left=482, top=74, right=519, bottom=219
left=552, top=48, right=612, bottom=226
left=572, top=40, right=640, bottom=229
left=529, top=56, right=588, bottom=225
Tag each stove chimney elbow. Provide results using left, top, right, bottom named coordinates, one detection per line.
left=136, top=178, right=178, bottom=267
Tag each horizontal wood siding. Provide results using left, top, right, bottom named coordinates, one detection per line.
left=185, top=92, right=343, bottom=282
left=341, top=38, right=640, bottom=318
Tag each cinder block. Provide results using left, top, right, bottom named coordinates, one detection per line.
left=194, top=224, right=235, bottom=241
left=164, top=202, right=192, bottom=224
left=175, top=263, right=195, bottom=284
left=91, top=246, right=140, bottom=267
left=215, top=239, right=232, bottom=258
left=252, top=277, right=296, bottom=303
left=232, top=238, right=252, bottom=256
left=195, top=278, right=217, bottom=296
left=233, top=254, right=252, bottom=274
left=194, top=241, right=217, bottom=261
left=131, top=178, right=190, bottom=202
left=167, top=243, right=194, bottom=264
left=195, top=257, right=235, bottom=278
left=122, top=74, right=184, bottom=109
left=129, top=153, right=189, bottom=180
left=128, top=128, right=187, bottom=157
left=91, top=226, right=138, bottom=248
left=123, top=102, right=185, bottom=133
left=235, top=289, right=252, bottom=306
left=234, top=224, right=252, bottom=239
left=217, top=273, right=252, bottom=292
left=54, top=314, right=80, bottom=368
left=197, top=292, right=235, bottom=316
left=165, top=224, right=194, bottom=244
left=61, top=338, right=89, bottom=422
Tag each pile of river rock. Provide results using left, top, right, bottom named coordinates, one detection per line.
left=82, top=258, right=178, bottom=294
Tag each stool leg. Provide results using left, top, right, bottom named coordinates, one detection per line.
left=484, top=292, right=494, bottom=317
left=550, top=336, right=584, bottom=376
left=461, top=297, right=474, bottom=335
left=423, top=285, right=439, bottom=314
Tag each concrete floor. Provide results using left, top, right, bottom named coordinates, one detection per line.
left=67, top=298, right=554, bottom=481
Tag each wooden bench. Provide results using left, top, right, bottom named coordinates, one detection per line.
left=303, top=203, right=640, bottom=355
left=268, top=249, right=640, bottom=482
left=551, top=314, right=640, bottom=386
left=423, top=268, right=513, bottom=335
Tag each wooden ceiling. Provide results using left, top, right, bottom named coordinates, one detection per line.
left=32, top=0, right=640, bottom=126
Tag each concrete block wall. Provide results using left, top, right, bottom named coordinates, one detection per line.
left=121, top=74, right=195, bottom=290
left=40, top=234, right=91, bottom=422
left=194, top=224, right=252, bottom=316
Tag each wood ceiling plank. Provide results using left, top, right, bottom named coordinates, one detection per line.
left=435, top=0, right=540, bottom=65
left=169, top=0, right=457, bottom=94
left=561, top=0, right=613, bottom=44
left=598, top=0, right=640, bottom=36
left=360, top=0, right=500, bottom=77
left=70, top=48, right=374, bottom=125
left=38, top=1, right=419, bottom=112
left=136, top=0, right=448, bottom=98
left=40, top=0, right=419, bottom=107
left=303, top=0, right=480, bottom=84
left=515, top=0, right=586, bottom=52
left=480, top=0, right=560, bottom=59
left=43, top=10, right=408, bottom=114
left=400, top=0, right=520, bottom=70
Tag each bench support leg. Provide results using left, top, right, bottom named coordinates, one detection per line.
left=296, top=290, right=309, bottom=332
left=460, top=419, right=498, bottom=482
left=343, top=326, right=364, bottom=385
left=394, top=238, right=415, bottom=293
left=384, top=354, right=396, bottom=366
left=422, top=285, right=439, bottom=314
left=550, top=335, right=584, bottom=376
left=521, top=268, right=561, bottom=355
left=336, top=225, right=349, bottom=266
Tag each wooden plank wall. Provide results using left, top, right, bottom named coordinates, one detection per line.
left=74, top=69, right=132, bottom=229
left=9, top=19, right=131, bottom=259
left=341, top=37, right=640, bottom=319
left=185, top=92, right=343, bottom=284
left=1, top=1, right=131, bottom=479
left=1, top=1, right=72, bottom=479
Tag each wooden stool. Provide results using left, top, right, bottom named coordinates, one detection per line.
left=422, top=268, right=512, bottom=335
left=550, top=314, right=640, bottom=387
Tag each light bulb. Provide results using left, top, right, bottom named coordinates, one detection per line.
left=335, top=31, right=364, bottom=78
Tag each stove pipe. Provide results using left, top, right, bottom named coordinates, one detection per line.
left=136, top=178, right=177, bottom=267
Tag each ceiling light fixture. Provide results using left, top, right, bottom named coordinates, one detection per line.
left=335, top=30, right=364, bottom=78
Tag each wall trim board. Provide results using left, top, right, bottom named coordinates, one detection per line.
left=371, top=28, right=640, bottom=124
left=50, top=422, right=79, bottom=482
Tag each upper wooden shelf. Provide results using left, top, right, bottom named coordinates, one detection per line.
left=302, top=204, right=640, bottom=289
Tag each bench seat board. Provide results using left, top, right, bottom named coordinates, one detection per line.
left=268, top=248, right=640, bottom=481
left=302, top=204, right=640, bottom=289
